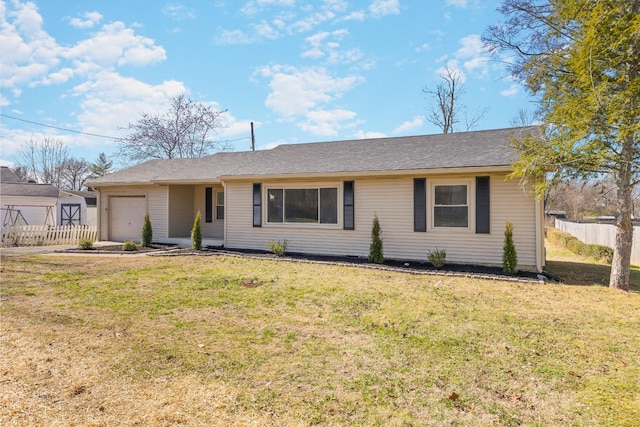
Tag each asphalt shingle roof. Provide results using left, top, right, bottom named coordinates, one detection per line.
left=0, top=166, right=26, bottom=183
left=88, top=126, right=539, bottom=185
left=1, top=183, right=60, bottom=198
left=1, top=166, right=61, bottom=197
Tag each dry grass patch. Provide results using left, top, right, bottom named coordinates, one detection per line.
left=1, top=253, right=639, bottom=426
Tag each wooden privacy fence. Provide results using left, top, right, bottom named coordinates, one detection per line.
left=555, top=219, right=640, bottom=266
left=1, top=224, right=97, bottom=247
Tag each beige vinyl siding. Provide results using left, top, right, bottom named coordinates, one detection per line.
left=194, top=184, right=224, bottom=239
left=224, top=172, right=540, bottom=270
left=168, top=185, right=194, bottom=237
left=97, top=185, right=168, bottom=241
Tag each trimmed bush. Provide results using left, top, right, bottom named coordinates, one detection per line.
left=545, top=227, right=613, bottom=264
left=141, top=214, right=153, bottom=247
left=369, top=214, right=384, bottom=264
left=77, top=238, right=94, bottom=250
left=502, top=221, right=518, bottom=274
left=427, top=247, right=447, bottom=268
left=191, top=211, right=202, bottom=250
left=122, top=241, right=138, bottom=251
left=268, top=239, right=289, bottom=257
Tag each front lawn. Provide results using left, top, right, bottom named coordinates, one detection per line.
left=1, top=253, right=639, bottom=426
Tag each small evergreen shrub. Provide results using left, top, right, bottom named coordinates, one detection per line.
left=77, top=238, right=94, bottom=250
left=369, top=214, right=384, bottom=264
left=141, top=213, right=153, bottom=247
left=427, top=247, right=447, bottom=268
left=191, top=211, right=202, bottom=250
left=502, top=220, right=518, bottom=274
left=122, top=241, right=138, bottom=251
left=268, top=239, right=289, bottom=257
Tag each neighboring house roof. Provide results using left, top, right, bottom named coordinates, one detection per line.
left=88, top=126, right=540, bottom=185
left=0, top=182, right=60, bottom=198
left=0, top=166, right=27, bottom=183
left=62, top=190, right=98, bottom=206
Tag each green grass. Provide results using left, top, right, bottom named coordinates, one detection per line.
left=545, top=238, right=640, bottom=290
left=1, top=253, right=639, bottom=426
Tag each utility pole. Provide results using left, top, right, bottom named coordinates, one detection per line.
left=250, top=122, right=255, bottom=151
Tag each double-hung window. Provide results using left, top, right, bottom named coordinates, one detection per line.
left=216, top=191, right=224, bottom=220
left=267, top=187, right=338, bottom=224
left=433, top=184, right=468, bottom=228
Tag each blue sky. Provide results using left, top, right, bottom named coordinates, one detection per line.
left=0, top=0, right=533, bottom=168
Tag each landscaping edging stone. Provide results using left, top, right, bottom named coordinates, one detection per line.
left=58, top=245, right=549, bottom=284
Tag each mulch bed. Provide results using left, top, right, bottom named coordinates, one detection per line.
left=60, top=244, right=549, bottom=283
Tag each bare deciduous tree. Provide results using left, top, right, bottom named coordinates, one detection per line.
left=117, top=94, right=229, bottom=163
left=423, top=65, right=488, bottom=134
left=14, top=138, right=93, bottom=191
left=61, top=158, right=91, bottom=190
left=15, top=138, right=70, bottom=188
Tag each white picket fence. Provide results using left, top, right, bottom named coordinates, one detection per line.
left=1, top=224, right=97, bottom=247
left=555, top=219, right=640, bottom=266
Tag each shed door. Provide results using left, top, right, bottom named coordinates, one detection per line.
left=61, top=204, right=81, bottom=226
left=110, top=196, right=146, bottom=242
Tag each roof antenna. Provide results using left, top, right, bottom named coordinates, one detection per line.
left=250, top=122, right=255, bottom=151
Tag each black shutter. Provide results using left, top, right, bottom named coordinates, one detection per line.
left=253, top=183, right=262, bottom=227
left=476, top=176, right=490, bottom=234
left=414, top=178, right=426, bottom=232
left=343, top=181, right=354, bottom=230
left=205, top=187, right=213, bottom=223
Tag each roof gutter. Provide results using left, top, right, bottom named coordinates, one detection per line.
left=217, top=165, right=515, bottom=181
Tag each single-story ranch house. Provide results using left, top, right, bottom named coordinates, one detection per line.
left=88, top=126, right=545, bottom=271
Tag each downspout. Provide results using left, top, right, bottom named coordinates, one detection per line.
left=534, top=187, right=544, bottom=272
left=95, top=187, right=102, bottom=241
left=221, top=180, right=227, bottom=249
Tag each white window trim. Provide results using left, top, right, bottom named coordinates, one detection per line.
left=429, top=179, right=475, bottom=232
left=263, top=184, right=342, bottom=228
left=215, top=190, right=224, bottom=221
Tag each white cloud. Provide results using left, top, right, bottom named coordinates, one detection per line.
left=454, top=34, right=490, bottom=77
left=301, top=29, right=361, bottom=64
left=299, top=108, right=357, bottom=136
left=338, top=11, right=366, bottom=21
left=369, top=0, right=400, bottom=17
left=415, top=43, right=429, bottom=53
left=65, top=22, right=167, bottom=67
left=353, top=130, right=386, bottom=139
left=257, top=64, right=362, bottom=118
left=0, top=1, right=61, bottom=90
left=213, top=29, right=252, bottom=45
left=289, top=10, right=335, bottom=33
left=241, top=0, right=295, bottom=16
left=446, top=0, right=468, bottom=7
left=324, top=0, right=349, bottom=13
left=500, top=83, right=520, bottom=97
left=69, top=71, right=187, bottom=148
left=68, top=11, right=103, bottom=29
left=393, top=116, right=423, bottom=134
left=251, top=20, right=280, bottom=39
left=162, top=4, right=196, bottom=20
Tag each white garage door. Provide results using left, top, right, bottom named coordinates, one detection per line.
left=110, top=196, right=146, bottom=242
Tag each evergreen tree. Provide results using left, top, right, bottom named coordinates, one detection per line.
left=90, top=152, right=114, bottom=179
left=191, top=211, right=202, bottom=250
left=368, top=214, right=384, bottom=264
left=502, top=221, right=518, bottom=274
left=141, top=214, right=153, bottom=247
left=484, top=0, right=639, bottom=290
